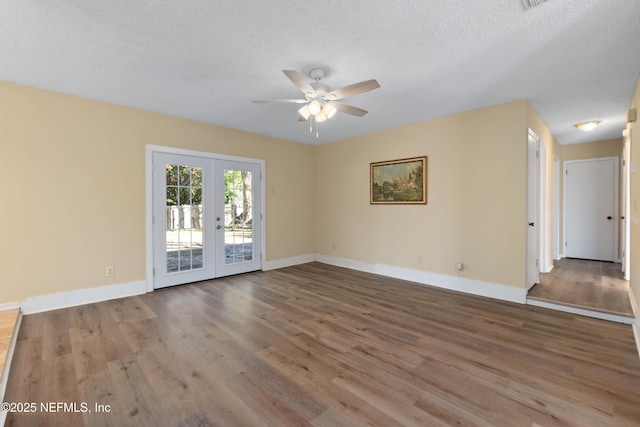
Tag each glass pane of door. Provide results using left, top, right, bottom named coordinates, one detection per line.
left=166, top=165, right=203, bottom=272
left=224, top=169, right=254, bottom=264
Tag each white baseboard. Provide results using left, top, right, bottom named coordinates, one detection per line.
left=12, top=252, right=529, bottom=315
left=527, top=298, right=635, bottom=324
left=263, top=254, right=316, bottom=271
left=11, top=254, right=316, bottom=315
left=315, top=254, right=527, bottom=304
left=0, top=310, right=22, bottom=426
left=21, top=281, right=148, bottom=315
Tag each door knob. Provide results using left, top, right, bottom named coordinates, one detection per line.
left=607, top=216, right=612, bottom=220
left=528, top=222, right=535, bottom=227
left=216, top=224, right=222, bottom=229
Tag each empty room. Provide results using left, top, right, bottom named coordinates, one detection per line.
left=1, top=1, right=640, bottom=426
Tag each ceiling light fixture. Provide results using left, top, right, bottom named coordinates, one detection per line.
left=298, top=105, right=311, bottom=120
left=323, top=102, right=337, bottom=119
left=308, top=99, right=322, bottom=115
left=574, top=120, right=601, bottom=132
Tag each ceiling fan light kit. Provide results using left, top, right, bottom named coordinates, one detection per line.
left=308, top=99, right=322, bottom=115
left=253, top=67, right=380, bottom=137
left=298, top=105, right=311, bottom=120
left=299, top=100, right=337, bottom=121
left=324, top=102, right=337, bottom=118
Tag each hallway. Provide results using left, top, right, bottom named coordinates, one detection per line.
left=527, top=258, right=633, bottom=320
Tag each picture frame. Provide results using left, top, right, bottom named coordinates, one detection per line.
left=370, top=156, right=427, bottom=204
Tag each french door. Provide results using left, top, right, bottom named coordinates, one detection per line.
left=214, top=160, right=262, bottom=278
left=152, top=152, right=262, bottom=288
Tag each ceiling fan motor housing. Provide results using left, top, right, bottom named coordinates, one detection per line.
left=308, top=68, right=329, bottom=98
left=310, top=82, right=330, bottom=98
left=309, top=68, right=326, bottom=81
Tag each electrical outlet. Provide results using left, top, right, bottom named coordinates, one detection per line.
left=417, top=255, right=423, bottom=264
left=105, top=266, right=115, bottom=277
left=455, top=262, right=464, bottom=271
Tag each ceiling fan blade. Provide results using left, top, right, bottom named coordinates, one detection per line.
left=283, top=69, right=315, bottom=97
left=334, top=102, right=368, bottom=117
left=252, top=98, right=308, bottom=104
left=325, top=79, right=380, bottom=101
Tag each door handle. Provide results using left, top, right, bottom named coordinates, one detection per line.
left=528, top=222, right=535, bottom=227
left=621, top=216, right=626, bottom=220
left=216, top=224, right=222, bottom=230
left=607, top=216, right=612, bottom=220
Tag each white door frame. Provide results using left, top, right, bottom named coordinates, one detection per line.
left=526, top=129, right=540, bottom=290
left=562, top=156, right=619, bottom=262
left=145, top=145, right=266, bottom=292
left=622, top=131, right=631, bottom=278
left=538, top=140, right=551, bottom=273
left=553, top=156, right=561, bottom=260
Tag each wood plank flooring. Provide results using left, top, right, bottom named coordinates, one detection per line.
left=528, top=258, right=633, bottom=317
left=4, top=262, right=640, bottom=426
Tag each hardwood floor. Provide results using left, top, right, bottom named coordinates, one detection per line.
left=5, top=262, right=640, bottom=426
left=528, top=258, right=633, bottom=317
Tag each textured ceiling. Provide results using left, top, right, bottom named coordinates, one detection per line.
left=1, top=0, right=638, bottom=145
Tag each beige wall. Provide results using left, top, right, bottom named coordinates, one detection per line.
left=560, top=138, right=623, bottom=161
left=0, top=81, right=574, bottom=304
left=628, top=77, right=640, bottom=312
left=315, top=100, right=531, bottom=289
left=0, top=82, right=316, bottom=303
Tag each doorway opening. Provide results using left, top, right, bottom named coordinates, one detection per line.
left=146, top=146, right=265, bottom=290
left=527, top=153, right=633, bottom=322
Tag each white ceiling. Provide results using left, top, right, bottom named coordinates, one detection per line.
left=1, top=0, right=638, bottom=145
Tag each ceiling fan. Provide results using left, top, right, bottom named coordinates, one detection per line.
left=252, top=68, right=380, bottom=127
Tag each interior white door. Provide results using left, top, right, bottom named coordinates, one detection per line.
left=564, top=158, right=617, bottom=261
left=526, top=132, right=539, bottom=290
left=214, top=160, right=262, bottom=278
left=153, top=153, right=214, bottom=288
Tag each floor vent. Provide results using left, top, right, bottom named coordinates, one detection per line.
left=523, top=0, right=549, bottom=8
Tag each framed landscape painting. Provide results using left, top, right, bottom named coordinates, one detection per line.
left=370, top=156, right=427, bottom=204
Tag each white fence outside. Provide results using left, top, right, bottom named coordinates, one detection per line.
left=166, top=205, right=203, bottom=230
